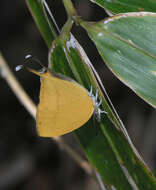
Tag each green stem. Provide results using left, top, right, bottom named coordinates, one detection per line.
left=60, top=18, right=73, bottom=42
left=62, top=0, right=77, bottom=18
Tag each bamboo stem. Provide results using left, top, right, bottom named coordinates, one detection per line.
left=62, top=0, right=77, bottom=18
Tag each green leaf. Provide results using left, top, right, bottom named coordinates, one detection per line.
left=90, top=0, right=156, bottom=14
left=26, top=0, right=57, bottom=47
left=99, top=116, right=156, bottom=190
left=49, top=31, right=134, bottom=190
left=49, top=19, right=156, bottom=189
left=81, top=12, right=156, bottom=108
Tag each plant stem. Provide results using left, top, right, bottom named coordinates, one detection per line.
left=60, top=18, right=73, bottom=40
left=62, top=0, right=77, bottom=18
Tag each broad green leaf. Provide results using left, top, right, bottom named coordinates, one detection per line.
left=26, top=0, right=57, bottom=47
left=49, top=29, right=134, bottom=190
left=99, top=116, right=156, bottom=190
left=50, top=36, right=156, bottom=189
left=81, top=12, right=156, bottom=108
left=48, top=19, right=156, bottom=189
left=90, top=0, right=156, bottom=14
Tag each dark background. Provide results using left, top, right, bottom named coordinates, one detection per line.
left=0, top=0, right=156, bottom=189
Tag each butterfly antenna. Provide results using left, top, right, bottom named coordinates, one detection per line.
left=15, top=54, right=47, bottom=77
left=25, top=54, right=47, bottom=72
